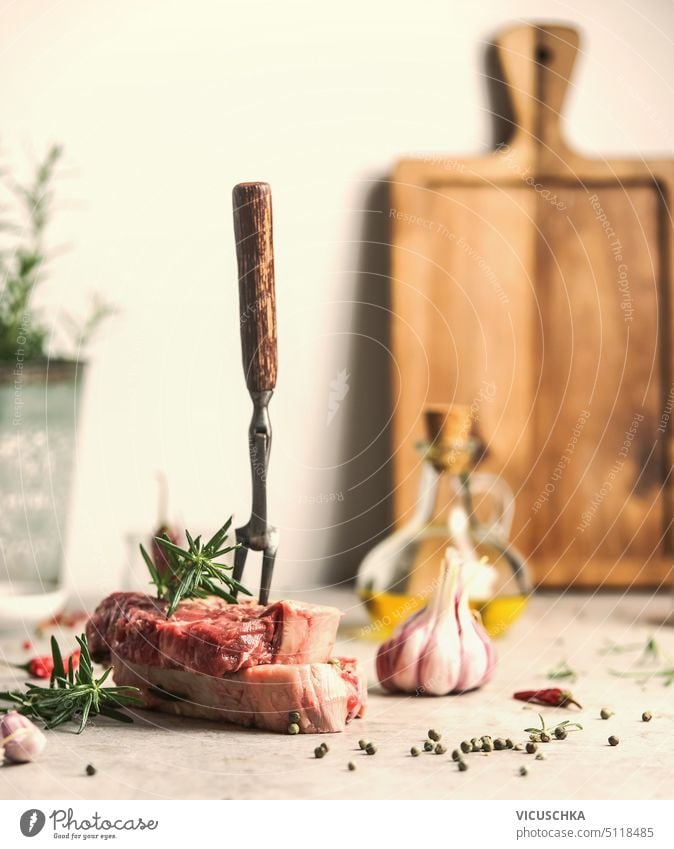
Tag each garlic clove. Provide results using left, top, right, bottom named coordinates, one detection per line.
left=455, top=587, right=495, bottom=691
left=376, top=609, right=431, bottom=692
left=1, top=711, right=47, bottom=764
left=417, top=562, right=462, bottom=695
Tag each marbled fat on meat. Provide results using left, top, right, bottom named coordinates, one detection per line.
left=86, top=592, right=342, bottom=675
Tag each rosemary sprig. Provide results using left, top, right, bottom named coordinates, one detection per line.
left=0, top=635, right=142, bottom=733
left=607, top=636, right=673, bottom=685
left=599, top=636, right=660, bottom=664
left=140, top=516, right=252, bottom=617
left=546, top=659, right=578, bottom=683
left=524, top=713, right=583, bottom=736
left=610, top=666, right=674, bottom=687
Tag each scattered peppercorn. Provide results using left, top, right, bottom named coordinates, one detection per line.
left=424, top=741, right=434, bottom=752
left=519, top=766, right=528, bottom=776
left=460, top=740, right=472, bottom=754
left=526, top=742, right=537, bottom=754
left=513, top=744, right=523, bottom=751
left=554, top=727, right=567, bottom=740
left=535, top=753, right=546, bottom=760
left=85, top=764, right=96, bottom=776
left=471, top=740, right=482, bottom=752
left=608, top=736, right=619, bottom=747
left=458, top=760, right=469, bottom=772
left=600, top=708, right=613, bottom=720
left=451, top=749, right=461, bottom=761
left=411, top=747, right=420, bottom=757
left=434, top=744, right=447, bottom=755
left=288, top=711, right=300, bottom=724
left=320, top=742, right=329, bottom=753
left=482, top=739, right=493, bottom=752
left=314, top=747, right=325, bottom=758
left=348, top=762, right=356, bottom=771
left=529, top=733, right=541, bottom=742
left=540, top=732, right=550, bottom=743
left=358, top=739, right=368, bottom=750
left=642, top=711, right=652, bottom=722
left=505, top=738, right=514, bottom=749
left=366, top=743, right=377, bottom=755
left=493, top=738, right=506, bottom=750
left=428, top=729, right=441, bottom=742
left=288, top=723, right=300, bottom=735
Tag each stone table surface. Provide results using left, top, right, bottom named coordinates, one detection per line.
left=1, top=590, right=673, bottom=801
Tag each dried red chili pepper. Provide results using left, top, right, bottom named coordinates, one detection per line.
left=513, top=688, right=582, bottom=709
left=15, top=649, right=81, bottom=680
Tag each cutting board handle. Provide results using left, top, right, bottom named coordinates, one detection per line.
left=495, top=23, right=580, bottom=159
left=232, top=182, right=278, bottom=393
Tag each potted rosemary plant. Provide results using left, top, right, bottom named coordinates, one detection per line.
left=0, top=145, right=113, bottom=626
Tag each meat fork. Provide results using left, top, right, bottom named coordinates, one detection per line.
left=231, top=182, right=279, bottom=605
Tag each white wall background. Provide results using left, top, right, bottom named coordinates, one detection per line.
left=1, top=0, right=673, bottom=599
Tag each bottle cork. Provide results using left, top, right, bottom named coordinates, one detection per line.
left=423, top=404, right=472, bottom=447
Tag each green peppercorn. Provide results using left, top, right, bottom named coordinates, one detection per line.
left=535, top=753, right=545, bottom=761
left=481, top=735, right=492, bottom=743
left=608, top=736, right=619, bottom=747
left=428, top=729, right=441, bottom=742
left=458, top=760, right=469, bottom=772
left=288, top=711, right=300, bottom=724
left=410, top=747, right=420, bottom=757
left=493, top=738, right=506, bottom=751
left=519, top=766, right=528, bottom=776
left=471, top=740, right=482, bottom=752
left=482, top=739, right=493, bottom=752
left=451, top=749, right=461, bottom=761
left=554, top=727, right=567, bottom=740
left=526, top=742, right=537, bottom=754
left=314, top=747, right=325, bottom=759
left=366, top=743, right=377, bottom=755
left=348, top=761, right=356, bottom=771
left=505, top=738, right=514, bottom=749
left=540, top=732, right=550, bottom=743
left=513, top=744, right=524, bottom=751
left=600, top=708, right=613, bottom=720
left=288, top=723, right=300, bottom=735
left=642, top=711, right=652, bottom=722
left=434, top=744, right=447, bottom=755
left=460, top=740, right=472, bottom=754
left=424, top=741, right=434, bottom=752
left=358, top=739, right=368, bottom=750
left=529, top=733, right=541, bottom=742
left=85, top=764, right=96, bottom=776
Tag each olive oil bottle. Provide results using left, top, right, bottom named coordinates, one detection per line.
left=356, top=405, right=530, bottom=640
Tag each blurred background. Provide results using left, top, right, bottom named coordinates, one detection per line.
left=1, top=0, right=674, bottom=603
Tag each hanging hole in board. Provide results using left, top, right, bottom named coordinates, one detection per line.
left=536, top=46, right=552, bottom=64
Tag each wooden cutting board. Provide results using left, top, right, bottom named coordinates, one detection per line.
left=390, top=23, right=674, bottom=589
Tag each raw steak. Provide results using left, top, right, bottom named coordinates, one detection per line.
left=87, top=592, right=341, bottom=675
left=112, top=656, right=367, bottom=733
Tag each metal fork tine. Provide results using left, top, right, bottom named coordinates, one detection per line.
left=259, top=546, right=277, bottom=606
left=232, top=538, right=249, bottom=598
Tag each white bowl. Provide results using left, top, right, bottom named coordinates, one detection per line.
left=0, top=582, right=68, bottom=631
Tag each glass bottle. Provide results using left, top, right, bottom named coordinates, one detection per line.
left=356, top=404, right=531, bottom=639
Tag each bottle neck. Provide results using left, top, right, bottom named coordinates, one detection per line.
left=416, top=456, right=470, bottom=525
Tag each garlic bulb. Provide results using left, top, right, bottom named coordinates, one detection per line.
left=1, top=711, right=47, bottom=763
left=376, top=548, right=496, bottom=695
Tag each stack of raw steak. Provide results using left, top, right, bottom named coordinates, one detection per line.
left=86, top=592, right=366, bottom=734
